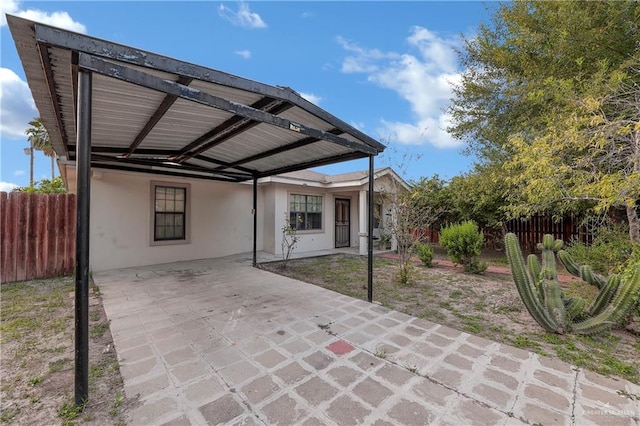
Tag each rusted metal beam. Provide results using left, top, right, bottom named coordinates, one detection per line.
left=36, top=42, right=70, bottom=158
left=124, top=76, right=193, bottom=158
left=257, top=151, right=365, bottom=178
left=91, top=163, right=246, bottom=182
left=91, top=154, right=253, bottom=179
left=77, top=54, right=378, bottom=156
left=34, top=22, right=385, bottom=153
left=173, top=96, right=293, bottom=163
left=213, top=129, right=343, bottom=171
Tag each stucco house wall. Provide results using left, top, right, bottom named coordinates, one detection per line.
left=67, top=168, right=262, bottom=271
left=62, top=166, right=406, bottom=271
left=261, top=185, right=277, bottom=254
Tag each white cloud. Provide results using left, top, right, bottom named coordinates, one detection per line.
left=299, top=92, right=321, bottom=105
left=0, top=182, right=18, bottom=192
left=2, top=1, right=86, bottom=33
left=235, top=50, right=252, bottom=59
left=219, top=2, right=267, bottom=29
left=337, top=27, right=463, bottom=148
left=14, top=170, right=25, bottom=176
left=0, top=68, right=38, bottom=138
left=350, top=121, right=365, bottom=131
left=0, top=0, right=19, bottom=26
left=336, top=36, right=399, bottom=74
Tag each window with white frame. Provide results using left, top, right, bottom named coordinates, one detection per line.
left=151, top=182, right=189, bottom=243
left=289, top=194, right=322, bottom=230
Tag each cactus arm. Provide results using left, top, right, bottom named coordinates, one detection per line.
left=564, top=297, right=586, bottom=320
left=580, top=265, right=607, bottom=289
left=528, top=254, right=541, bottom=284
left=543, top=280, right=567, bottom=332
left=558, top=250, right=606, bottom=289
left=588, top=274, right=620, bottom=316
left=573, top=267, right=640, bottom=334
left=505, top=233, right=560, bottom=333
left=527, top=254, right=544, bottom=302
left=606, top=267, right=640, bottom=324
left=558, top=250, right=580, bottom=275
left=571, top=311, right=616, bottom=335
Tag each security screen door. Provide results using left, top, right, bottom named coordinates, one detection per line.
left=335, top=198, right=350, bottom=248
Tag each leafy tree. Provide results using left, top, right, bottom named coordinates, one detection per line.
left=25, top=117, right=56, bottom=182
left=449, top=1, right=640, bottom=159
left=14, top=177, right=67, bottom=194
left=410, top=175, right=455, bottom=227
left=447, top=163, right=509, bottom=231
left=449, top=0, right=640, bottom=242
left=504, top=66, right=640, bottom=242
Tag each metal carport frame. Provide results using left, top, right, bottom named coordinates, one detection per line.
left=7, top=15, right=385, bottom=405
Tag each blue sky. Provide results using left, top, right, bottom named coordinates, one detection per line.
left=1, top=1, right=496, bottom=191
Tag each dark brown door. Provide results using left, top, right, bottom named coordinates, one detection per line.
left=335, top=199, right=350, bottom=248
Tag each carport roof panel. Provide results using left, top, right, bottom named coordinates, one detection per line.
left=8, top=15, right=385, bottom=182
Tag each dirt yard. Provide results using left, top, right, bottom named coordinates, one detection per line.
left=0, top=277, right=136, bottom=425
left=261, top=251, right=640, bottom=385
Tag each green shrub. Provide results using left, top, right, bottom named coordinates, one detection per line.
left=565, top=224, right=632, bottom=275
left=439, top=221, right=487, bottom=273
left=415, top=242, right=434, bottom=267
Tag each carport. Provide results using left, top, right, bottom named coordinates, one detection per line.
left=7, top=15, right=384, bottom=405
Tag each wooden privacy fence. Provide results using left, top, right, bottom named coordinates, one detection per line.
left=1, top=192, right=76, bottom=283
left=505, top=215, right=594, bottom=253
left=421, top=214, right=594, bottom=253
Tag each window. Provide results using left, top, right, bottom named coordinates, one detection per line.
left=289, top=194, right=322, bottom=230
left=151, top=182, right=189, bottom=244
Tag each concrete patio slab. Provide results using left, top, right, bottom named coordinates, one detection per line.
left=94, top=254, right=640, bottom=425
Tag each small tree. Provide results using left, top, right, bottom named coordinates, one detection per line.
left=14, top=177, right=67, bottom=194
left=25, top=117, right=56, bottom=181
left=382, top=183, right=444, bottom=285
left=281, top=213, right=301, bottom=269
left=376, top=143, right=445, bottom=285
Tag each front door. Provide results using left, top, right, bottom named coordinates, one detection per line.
left=335, top=198, right=350, bottom=248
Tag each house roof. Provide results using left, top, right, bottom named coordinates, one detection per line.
left=264, top=167, right=411, bottom=190
left=7, top=16, right=385, bottom=183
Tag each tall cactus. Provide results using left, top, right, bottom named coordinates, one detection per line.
left=505, top=233, right=640, bottom=335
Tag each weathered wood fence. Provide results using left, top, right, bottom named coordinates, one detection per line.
left=422, top=215, right=594, bottom=252
left=1, top=192, right=76, bottom=283
left=504, top=215, right=594, bottom=253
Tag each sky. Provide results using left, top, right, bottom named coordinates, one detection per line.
left=0, top=1, right=498, bottom=191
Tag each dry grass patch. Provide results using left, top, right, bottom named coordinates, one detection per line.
left=1, top=277, right=136, bottom=425
left=261, top=253, right=640, bottom=384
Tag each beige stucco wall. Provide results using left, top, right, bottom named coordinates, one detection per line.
left=267, top=184, right=363, bottom=255
left=262, top=185, right=277, bottom=253
left=62, top=165, right=401, bottom=270
left=68, top=168, right=263, bottom=271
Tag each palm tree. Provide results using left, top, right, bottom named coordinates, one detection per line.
left=25, top=117, right=55, bottom=185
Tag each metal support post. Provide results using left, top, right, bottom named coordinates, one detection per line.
left=252, top=177, right=258, bottom=267
left=367, top=155, right=374, bottom=302
left=75, top=70, right=92, bottom=406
